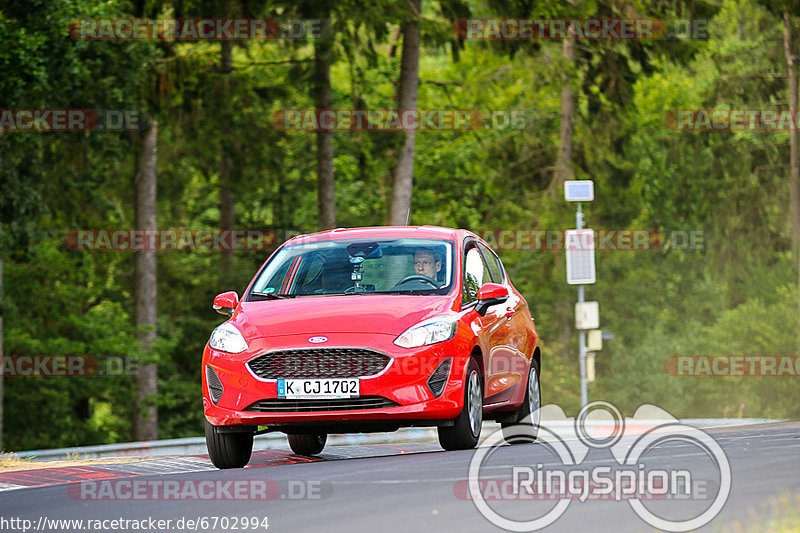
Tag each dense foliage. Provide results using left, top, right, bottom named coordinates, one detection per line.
left=1, top=0, right=799, bottom=450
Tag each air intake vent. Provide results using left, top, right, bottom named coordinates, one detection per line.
left=206, top=366, right=223, bottom=404
left=243, top=396, right=399, bottom=413
left=247, top=348, right=391, bottom=379
left=427, top=358, right=451, bottom=398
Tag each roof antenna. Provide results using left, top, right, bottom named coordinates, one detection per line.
left=405, top=208, right=411, bottom=226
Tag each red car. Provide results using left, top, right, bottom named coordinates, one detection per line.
left=202, top=226, right=541, bottom=468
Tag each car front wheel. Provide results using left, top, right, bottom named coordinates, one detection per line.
left=438, top=359, right=483, bottom=451
left=205, top=420, right=254, bottom=469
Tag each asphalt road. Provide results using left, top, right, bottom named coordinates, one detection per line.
left=1, top=422, right=798, bottom=533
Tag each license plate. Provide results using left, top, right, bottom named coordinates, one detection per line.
left=277, top=378, right=360, bottom=399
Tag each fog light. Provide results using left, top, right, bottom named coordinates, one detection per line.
left=206, top=365, right=224, bottom=404
left=427, top=358, right=451, bottom=397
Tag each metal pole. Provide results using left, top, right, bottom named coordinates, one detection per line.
left=578, top=287, right=587, bottom=407
left=577, top=203, right=587, bottom=407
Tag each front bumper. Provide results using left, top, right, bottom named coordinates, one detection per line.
left=202, top=332, right=471, bottom=427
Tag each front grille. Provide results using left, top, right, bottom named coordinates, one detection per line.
left=427, top=358, right=451, bottom=397
left=247, top=348, right=392, bottom=379
left=243, top=396, right=400, bottom=413
left=206, top=366, right=223, bottom=404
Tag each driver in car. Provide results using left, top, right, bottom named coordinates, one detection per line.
left=413, top=249, right=442, bottom=287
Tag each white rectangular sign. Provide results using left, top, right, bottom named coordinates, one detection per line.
left=565, top=229, right=596, bottom=284
left=564, top=180, right=594, bottom=202
left=575, top=301, right=599, bottom=330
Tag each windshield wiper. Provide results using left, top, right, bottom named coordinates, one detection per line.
left=371, top=290, right=436, bottom=295
left=322, top=291, right=368, bottom=296
left=251, top=291, right=294, bottom=299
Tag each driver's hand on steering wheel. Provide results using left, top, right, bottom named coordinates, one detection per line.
left=394, top=274, right=440, bottom=288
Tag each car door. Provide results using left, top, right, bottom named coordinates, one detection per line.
left=478, top=243, right=531, bottom=404
left=463, top=243, right=512, bottom=403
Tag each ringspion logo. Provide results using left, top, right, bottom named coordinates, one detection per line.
left=464, top=402, right=730, bottom=531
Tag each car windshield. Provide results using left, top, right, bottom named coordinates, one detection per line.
left=248, top=238, right=454, bottom=298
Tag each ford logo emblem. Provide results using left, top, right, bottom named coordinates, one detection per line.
left=308, top=336, right=328, bottom=343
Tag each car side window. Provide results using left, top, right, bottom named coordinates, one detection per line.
left=259, top=258, right=293, bottom=293
left=463, top=246, right=491, bottom=304
left=296, top=255, right=324, bottom=294
left=479, top=244, right=505, bottom=283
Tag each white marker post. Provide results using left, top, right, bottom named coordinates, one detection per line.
left=564, top=180, right=596, bottom=408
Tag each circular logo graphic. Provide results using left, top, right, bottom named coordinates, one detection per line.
left=466, top=402, right=731, bottom=532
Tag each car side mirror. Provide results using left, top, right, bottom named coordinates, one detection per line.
left=475, top=283, right=509, bottom=316
left=213, top=291, right=239, bottom=316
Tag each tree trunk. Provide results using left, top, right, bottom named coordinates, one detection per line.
left=784, top=13, right=800, bottom=263
left=553, top=38, right=575, bottom=189
left=134, top=119, right=158, bottom=442
left=0, top=223, right=3, bottom=451
left=220, top=41, right=236, bottom=287
left=389, top=0, right=422, bottom=226
left=314, top=15, right=336, bottom=230
left=784, top=11, right=800, bottom=351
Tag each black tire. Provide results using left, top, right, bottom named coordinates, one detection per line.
left=287, top=433, right=327, bottom=456
left=501, top=360, right=541, bottom=444
left=438, top=359, right=483, bottom=451
left=205, top=420, right=254, bottom=469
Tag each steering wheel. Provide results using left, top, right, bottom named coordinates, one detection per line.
left=394, top=274, right=439, bottom=288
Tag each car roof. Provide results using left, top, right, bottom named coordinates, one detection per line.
left=283, top=226, right=475, bottom=245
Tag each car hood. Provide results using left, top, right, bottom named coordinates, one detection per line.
left=232, top=295, right=457, bottom=338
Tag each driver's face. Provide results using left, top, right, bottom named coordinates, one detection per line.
left=414, top=251, right=440, bottom=279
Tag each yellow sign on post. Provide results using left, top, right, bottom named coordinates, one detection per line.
left=586, top=353, right=596, bottom=382
left=587, top=329, right=603, bottom=351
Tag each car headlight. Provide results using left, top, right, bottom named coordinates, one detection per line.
left=209, top=323, right=249, bottom=353
left=394, top=316, right=458, bottom=348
